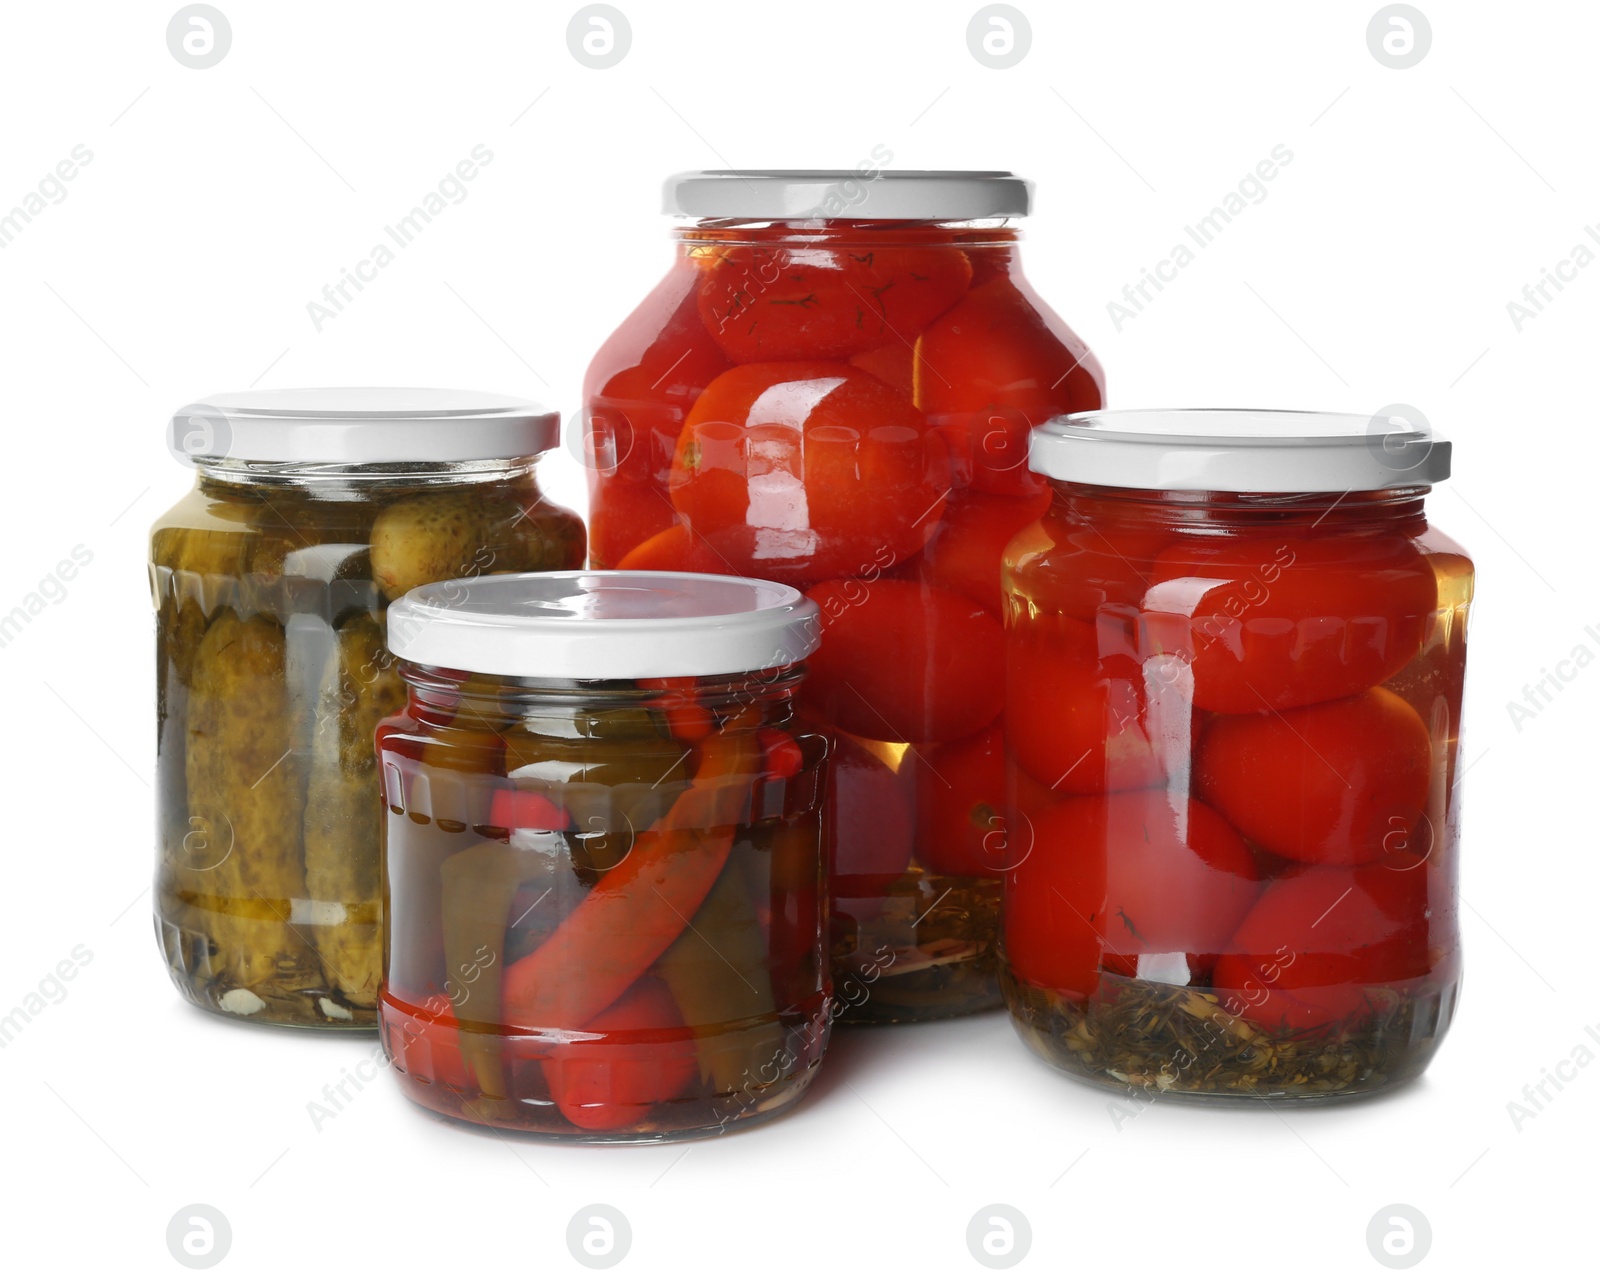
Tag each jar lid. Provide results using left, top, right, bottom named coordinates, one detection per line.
left=167, top=388, right=560, bottom=467
left=663, top=169, right=1031, bottom=221
left=387, top=570, right=821, bottom=680
left=1029, top=409, right=1451, bottom=493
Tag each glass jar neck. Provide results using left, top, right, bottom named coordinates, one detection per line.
left=672, top=218, right=1021, bottom=250
left=401, top=663, right=806, bottom=735
left=1050, top=481, right=1432, bottom=534
left=194, top=455, right=540, bottom=498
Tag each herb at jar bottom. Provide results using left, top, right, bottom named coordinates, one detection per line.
left=833, top=871, right=1002, bottom=1024
left=1001, top=970, right=1453, bottom=1099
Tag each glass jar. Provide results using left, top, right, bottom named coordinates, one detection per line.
left=376, top=570, right=830, bottom=1140
left=1000, top=410, right=1471, bottom=1100
left=582, top=169, right=1104, bottom=1022
left=150, top=389, right=584, bottom=1028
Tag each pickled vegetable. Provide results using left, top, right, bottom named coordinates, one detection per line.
left=379, top=673, right=829, bottom=1138
left=586, top=212, right=1104, bottom=1023
left=183, top=611, right=308, bottom=994
left=153, top=464, right=585, bottom=1027
left=371, top=491, right=494, bottom=601
left=1000, top=476, right=1469, bottom=1100
left=302, top=615, right=407, bottom=1007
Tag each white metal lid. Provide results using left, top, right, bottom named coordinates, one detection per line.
left=663, top=169, right=1032, bottom=221
left=167, top=388, right=560, bottom=466
left=387, top=570, right=822, bottom=680
left=1029, top=408, right=1451, bottom=493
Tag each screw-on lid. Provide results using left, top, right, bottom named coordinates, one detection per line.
left=1029, top=408, right=1451, bottom=493
left=387, top=570, right=822, bottom=680
left=167, top=388, right=561, bottom=467
left=663, top=169, right=1032, bottom=221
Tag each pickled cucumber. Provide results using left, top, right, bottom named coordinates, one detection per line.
left=370, top=492, right=494, bottom=600
left=154, top=467, right=586, bottom=1028
left=302, top=614, right=407, bottom=1007
left=183, top=610, right=310, bottom=992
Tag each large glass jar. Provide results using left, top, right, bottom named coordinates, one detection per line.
left=150, top=389, right=584, bottom=1028
left=999, top=410, right=1471, bottom=1100
left=376, top=571, right=830, bottom=1140
left=582, top=169, right=1104, bottom=1022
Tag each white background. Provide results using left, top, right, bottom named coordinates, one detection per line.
left=1, top=1, right=1591, bottom=1269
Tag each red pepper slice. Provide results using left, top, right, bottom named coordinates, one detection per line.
left=540, top=976, right=699, bottom=1131
left=487, top=787, right=571, bottom=832
left=758, top=727, right=803, bottom=780
left=500, top=710, right=762, bottom=1032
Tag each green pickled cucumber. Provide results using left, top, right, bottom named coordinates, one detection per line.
left=480, top=493, right=588, bottom=576
left=183, top=610, right=310, bottom=991
left=153, top=522, right=253, bottom=894
left=370, top=491, right=493, bottom=601
left=302, top=614, right=407, bottom=1007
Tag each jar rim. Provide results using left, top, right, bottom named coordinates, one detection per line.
left=1030, top=408, right=1451, bottom=494
left=386, top=570, right=821, bottom=680
left=663, top=169, right=1031, bottom=221
left=167, top=387, right=559, bottom=468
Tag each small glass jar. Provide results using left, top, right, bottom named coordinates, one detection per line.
left=999, top=410, right=1472, bottom=1100
left=582, top=170, right=1105, bottom=1022
left=150, top=389, right=584, bottom=1028
left=376, top=570, right=830, bottom=1140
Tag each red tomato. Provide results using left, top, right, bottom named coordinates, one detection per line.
left=913, top=724, right=1053, bottom=876
left=697, top=244, right=972, bottom=362
left=849, top=341, right=915, bottom=395
left=588, top=478, right=680, bottom=568
left=1005, top=613, right=1171, bottom=795
left=1211, top=863, right=1435, bottom=1031
left=1004, top=793, right=1261, bottom=997
left=1142, top=533, right=1437, bottom=713
left=914, top=277, right=1104, bottom=497
left=540, top=977, right=700, bottom=1132
left=912, top=490, right=1051, bottom=614
left=1196, top=687, right=1432, bottom=866
left=615, top=522, right=738, bottom=574
left=582, top=275, right=732, bottom=486
left=1009, top=512, right=1171, bottom=627
left=669, top=363, right=949, bottom=584
left=802, top=578, right=1004, bottom=744
left=826, top=730, right=915, bottom=897
left=381, top=996, right=474, bottom=1092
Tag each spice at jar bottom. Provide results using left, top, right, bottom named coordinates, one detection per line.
left=1003, top=968, right=1459, bottom=1100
